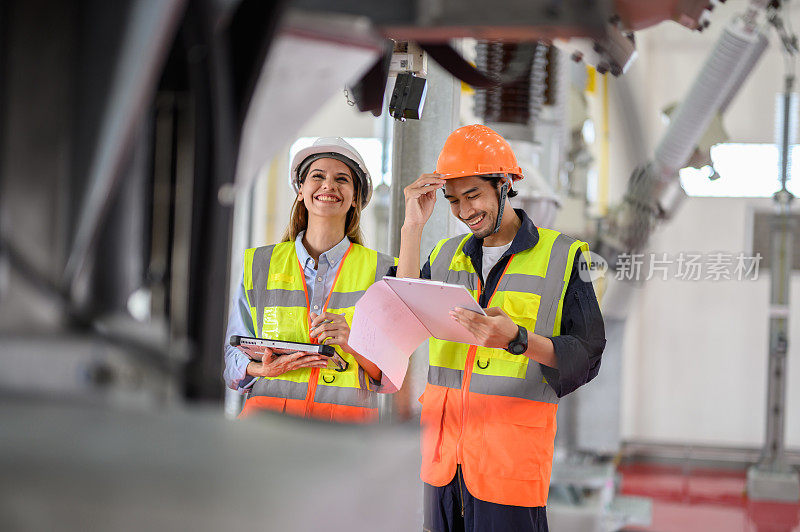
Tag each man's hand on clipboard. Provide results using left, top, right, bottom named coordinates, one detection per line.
left=449, top=306, right=519, bottom=349
left=309, top=311, right=353, bottom=354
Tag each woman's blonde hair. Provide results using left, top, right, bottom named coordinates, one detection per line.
left=281, top=163, right=364, bottom=245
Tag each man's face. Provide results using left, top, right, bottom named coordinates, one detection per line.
left=443, top=175, right=499, bottom=239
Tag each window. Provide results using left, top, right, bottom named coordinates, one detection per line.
left=679, top=143, right=800, bottom=198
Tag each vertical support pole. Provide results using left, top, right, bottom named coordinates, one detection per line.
left=747, top=75, right=800, bottom=502
left=381, top=59, right=460, bottom=422
left=747, top=196, right=799, bottom=502
left=762, top=210, right=792, bottom=469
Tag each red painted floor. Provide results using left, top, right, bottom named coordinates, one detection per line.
left=618, top=464, right=800, bottom=532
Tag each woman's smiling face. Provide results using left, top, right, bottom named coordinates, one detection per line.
left=298, top=158, right=357, bottom=221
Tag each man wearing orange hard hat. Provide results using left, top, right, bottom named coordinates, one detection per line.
left=395, top=125, right=606, bottom=531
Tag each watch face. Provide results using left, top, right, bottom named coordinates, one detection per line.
left=506, top=326, right=527, bottom=355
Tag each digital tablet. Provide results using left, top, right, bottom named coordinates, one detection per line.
left=229, top=335, right=347, bottom=371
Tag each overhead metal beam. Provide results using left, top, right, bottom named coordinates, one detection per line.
left=291, top=0, right=610, bottom=41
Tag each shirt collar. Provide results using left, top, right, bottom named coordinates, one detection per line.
left=462, top=208, right=539, bottom=260
left=295, top=230, right=351, bottom=270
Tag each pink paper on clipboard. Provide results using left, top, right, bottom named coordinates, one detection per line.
left=348, top=277, right=484, bottom=392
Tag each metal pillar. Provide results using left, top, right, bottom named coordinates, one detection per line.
left=747, top=76, right=800, bottom=502
left=382, top=58, right=460, bottom=422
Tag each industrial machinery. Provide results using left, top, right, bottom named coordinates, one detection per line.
left=3, top=0, right=796, bottom=530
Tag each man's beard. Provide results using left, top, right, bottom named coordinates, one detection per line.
left=463, top=211, right=496, bottom=239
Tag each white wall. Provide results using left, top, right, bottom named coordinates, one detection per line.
left=615, top=0, right=800, bottom=448
left=621, top=197, right=800, bottom=447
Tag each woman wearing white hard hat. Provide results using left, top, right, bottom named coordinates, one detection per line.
left=223, top=138, right=396, bottom=422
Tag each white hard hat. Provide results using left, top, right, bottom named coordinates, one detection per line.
left=290, top=137, right=373, bottom=207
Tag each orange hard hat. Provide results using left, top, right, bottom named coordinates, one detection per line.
left=435, top=124, right=523, bottom=181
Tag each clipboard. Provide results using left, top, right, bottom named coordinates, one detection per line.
left=347, top=277, right=490, bottom=392
left=382, top=277, right=486, bottom=345
left=229, top=335, right=348, bottom=371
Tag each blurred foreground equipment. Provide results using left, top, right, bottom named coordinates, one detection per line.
left=0, top=401, right=421, bottom=531
left=0, top=0, right=381, bottom=404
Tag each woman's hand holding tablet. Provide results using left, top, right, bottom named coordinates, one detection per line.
left=249, top=350, right=329, bottom=378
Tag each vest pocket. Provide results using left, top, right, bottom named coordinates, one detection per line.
left=330, top=404, right=376, bottom=423
left=239, top=396, right=288, bottom=418
left=478, top=396, right=549, bottom=481
left=420, top=386, right=447, bottom=464
left=502, top=293, right=539, bottom=332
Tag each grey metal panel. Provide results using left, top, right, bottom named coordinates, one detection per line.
left=752, top=212, right=800, bottom=271
left=290, top=0, right=608, bottom=38
left=572, top=317, right=623, bottom=454
left=0, top=0, right=78, bottom=330
left=64, top=0, right=188, bottom=292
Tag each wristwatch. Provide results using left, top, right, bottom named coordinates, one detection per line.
left=505, top=325, right=528, bottom=355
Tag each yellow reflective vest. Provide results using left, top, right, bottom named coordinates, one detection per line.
left=239, top=240, right=396, bottom=423
left=421, top=227, right=588, bottom=506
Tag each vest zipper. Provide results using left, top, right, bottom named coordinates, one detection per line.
left=456, top=345, right=477, bottom=463
left=298, top=244, right=353, bottom=419
left=457, top=464, right=465, bottom=517
left=304, top=368, right=320, bottom=417
left=456, top=277, right=483, bottom=464
left=454, top=259, right=509, bottom=465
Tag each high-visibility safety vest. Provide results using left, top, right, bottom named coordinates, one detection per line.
left=420, top=227, right=588, bottom=507
left=238, top=240, right=396, bottom=423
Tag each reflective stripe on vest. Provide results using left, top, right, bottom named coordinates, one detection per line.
left=427, top=228, right=588, bottom=403
left=242, top=241, right=395, bottom=413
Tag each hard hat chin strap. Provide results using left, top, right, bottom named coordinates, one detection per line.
left=491, top=178, right=509, bottom=235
